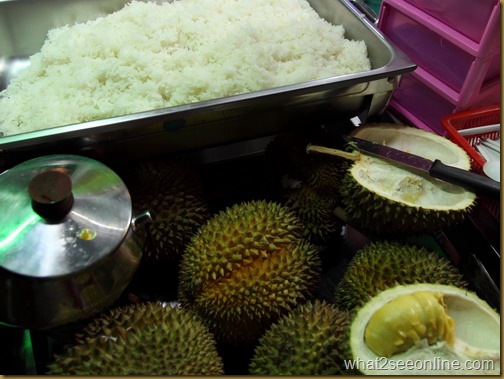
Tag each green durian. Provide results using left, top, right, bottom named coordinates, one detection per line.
left=123, top=158, right=204, bottom=198
left=283, top=147, right=349, bottom=245
left=47, top=302, right=224, bottom=375
left=122, top=158, right=210, bottom=263
left=178, top=200, right=321, bottom=345
left=285, top=185, right=343, bottom=245
left=305, top=158, right=349, bottom=199
left=264, top=131, right=346, bottom=190
left=334, top=240, right=467, bottom=310
left=249, top=300, right=350, bottom=375
left=140, top=189, right=211, bottom=263
left=340, top=124, right=476, bottom=236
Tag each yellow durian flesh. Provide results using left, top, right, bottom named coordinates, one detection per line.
left=350, top=284, right=500, bottom=375
left=364, top=291, right=455, bottom=357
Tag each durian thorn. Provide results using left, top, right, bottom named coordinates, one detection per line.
left=306, top=144, right=360, bottom=161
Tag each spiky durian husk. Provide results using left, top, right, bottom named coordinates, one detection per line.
left=47, top=302, right=224, bottom=375
left=249, top=300, right=350, bottom=375
left=283, top=154, right=348, bottom=245
left=285, top=185, right=343, bottom=245
left=340, top=171, right=472, bottom=236
left=139, top=189, right=211, bottom=262
left=178, top=200, right=321, bottom=345
left=305, top=158, right=349, bottom=199
left=123, top=158, right=203, bottom=198
left=334, top=241, right=467, bottom=311
left=121, top=159, right=210, bottom=263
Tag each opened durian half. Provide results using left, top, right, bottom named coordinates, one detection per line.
left=349, top=283, right=500, bottom=375
left=340, top=124, right=476, bottom=236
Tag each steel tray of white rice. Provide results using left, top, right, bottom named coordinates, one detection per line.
left=0, top=0, right=415, bottom=154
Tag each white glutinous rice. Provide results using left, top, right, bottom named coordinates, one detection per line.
left=0, top=0, right=371, bottom=136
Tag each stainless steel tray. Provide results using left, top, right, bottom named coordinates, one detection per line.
left=0, top=0, right=415, bottom=158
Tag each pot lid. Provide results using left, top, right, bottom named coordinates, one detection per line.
left=0, top=155, right=132, bottom=277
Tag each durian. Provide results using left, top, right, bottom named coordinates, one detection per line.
left=47, top=302, right=224, bottom=375
left=249, top=300, right=350, bottom=375
left=348, top=283, right=500, bottom=375
left=264, top=132, right=345, bottom=192
left=334, top=240, right=467, bottom=310
left=140, top=189, right=211, bottom=263
left=121, top=158, right=210, bottom=263
left=178, top=200, right=321, bottom=344
left=305, top=158, right=348, bottom=199
left=122, top=158, right=203, bottom=198
left=283, top=145, right=349, bottom=245
left=340, top=124, right=476, bottom=236
left=285, top=185, right=343, bottom=245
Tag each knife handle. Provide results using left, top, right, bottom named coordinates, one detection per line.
left=430, top=160, right=500, bottom=199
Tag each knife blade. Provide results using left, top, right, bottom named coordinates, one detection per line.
left=344, top=136, right=500, bottom=199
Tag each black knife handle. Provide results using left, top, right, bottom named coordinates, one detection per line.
left=430, top=160, right=500, bottom=199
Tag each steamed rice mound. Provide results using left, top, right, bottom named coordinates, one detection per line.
left=0, top=0, right=371, bottom=136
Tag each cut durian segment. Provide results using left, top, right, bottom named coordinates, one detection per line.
left=364, top=291, right=456, bottom=357
left=349, top=283, right=500, bottom=375
left=340, top=124, right=476, bottom=236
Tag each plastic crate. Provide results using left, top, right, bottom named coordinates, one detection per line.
left=440, top=104, right=500, bottom=220
left=402, top=0, right=500, bottom=44
left=389, top=70, right=456, bottom=135
left=378, top=0, right=500, bottom=94
left=389, top=66, right=500, bottom=135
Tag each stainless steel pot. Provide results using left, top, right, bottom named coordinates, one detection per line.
left=0, top=154, right=152, bottom=329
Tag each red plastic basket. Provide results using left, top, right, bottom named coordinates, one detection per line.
left=441, top=104, right=500, bottom=219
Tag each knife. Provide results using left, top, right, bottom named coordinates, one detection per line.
left=344, top=136, right=500, bottom=199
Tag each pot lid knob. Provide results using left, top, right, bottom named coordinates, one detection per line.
left=0, top=154, right=134, bottom=277
left=28, top=170, right=74, bottom=221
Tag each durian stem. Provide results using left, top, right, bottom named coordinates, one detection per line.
left=306, top=144, right=360, bottom=161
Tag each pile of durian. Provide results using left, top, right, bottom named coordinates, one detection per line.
left=46, top=124, right=499, bottom=375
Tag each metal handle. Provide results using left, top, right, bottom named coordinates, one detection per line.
left=131, top=209, right=155, bottom=234
left=348, top=0, right=378, bottom=23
